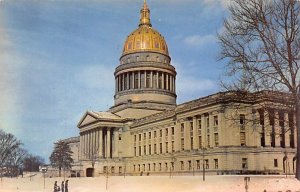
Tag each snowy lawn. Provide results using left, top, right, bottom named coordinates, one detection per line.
left=0, top=174, right=300, bottom=192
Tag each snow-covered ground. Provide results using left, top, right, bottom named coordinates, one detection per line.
left=0, top=174, right=300, bottom=192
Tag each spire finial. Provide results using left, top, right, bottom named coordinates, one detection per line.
left=139, top=0, right=151, bottom=27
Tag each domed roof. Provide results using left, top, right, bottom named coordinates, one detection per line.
left=122, top=1, right=169, bottom=56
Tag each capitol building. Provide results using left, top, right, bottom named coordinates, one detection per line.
left=64, top=1, right=297, bottom=177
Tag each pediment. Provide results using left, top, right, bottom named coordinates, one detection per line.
left=77, top=112, right=98, bottom=127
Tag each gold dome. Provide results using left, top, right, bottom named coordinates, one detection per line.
left=122, top=0, right=169, bottom=56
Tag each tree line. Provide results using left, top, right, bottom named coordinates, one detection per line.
left=0, top=129, right=44, bottom=180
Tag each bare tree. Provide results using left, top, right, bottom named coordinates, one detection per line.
left=50, top=141, right=73, bottom=177
left=218, top=0, right=300, bottom=179
left=0, top=130, right=22, bottom=181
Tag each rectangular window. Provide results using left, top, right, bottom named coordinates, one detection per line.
left=119, top=166, right=122, bottom=173
left=242, top=158, right=248, bottom=169
left=139, top=146, right=141, bottom=156
left=160, top=130, right=162, bottom=137
left=172, top=141, right=175, bottom=152
left=214, top=159, right=218, bottom=169
left=148, top=164, right=151, bottom=171
left=190, top=121, right=193, bottom=131
left=214, top=115, right=218, bottom=126
left=198, top=119, right=202, bottom=130
left=154, top=131, right=157, bottom=138
left=153, top=163, right=156, bottom=171
left=214, top=133, right=219, bottom=147
left=196, top=160, right=200, bottom=169
left=159, top=163, right=162, bottom=171
left=146, top=72, right=150, bottom=88
left=199, top=136, right=202, bottom=148
left=134, top=147, right=136, bottom=156
left=188, top=160, right=192, bottom=170
left=191, top=137, right=193, bottom=150
left=144, top=133, right=146, bottom=140
left=180, top=161, right=184, bottom=170
left=143, top=145, right=146, bottom=155
left=149, top=132, right=151, bottom=139
left=134, top=135, right=137, bottom=142
left=165, top=128, right=168, bottom=136
left=206, top=115, right=210, bottom=128
left=133, top=165, right=136, bottom=172
left=165, top=162, right=168, bottom=171
left=240, top=114, right=246, bottom=125
left=240, top=132, right=246, bottom=146
left=154, top=144, right=157, bottom=154
left=149, top=145, right=151, bottom=155
left=166, top=142, right=168, bottom=153
left=139, top=134, right=141, bottom=141
left=207, top=135, right=210, bottom=147
left=141, top=71, right=145, bottom=88
left=274, top=159, right=278, bottom=167
left=205, top=159, right=209, bottom=169
left=111, top=166, right=115, bottom=173
left=134, top=73, right=139, bottom=89
left=171, top=127, right=175, bottom=135
left=160, top=143, right=162, bottom=154
left=181, top=138, right=184, bottom=150
left=103, top=166, right=107, bottom=173
left=181, top=123, right=184, bottom=132
left=119, top=134, right=122, bottom=141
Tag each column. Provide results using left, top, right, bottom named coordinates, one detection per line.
left=138, top=71, right=141, bottom=88
left=80, top=133, right=83, bottom=160
left=122, top=73, right=125, bottom=91
left=113, top=128, right=119, bottom=157
left=144, top=71, right=147, bottom=88
left=127, top=72, right=130, bottom=90
left=201, top=115, right=206, bottom=148
left=209, top=113, right=214, bottom=148
left=107, top=128, right=111, bottom=158
left=132, top=72, right=135, bottom=89
left=166, top=74, right=169, bottom=90
left=173, top=76, right=176, bottom=93
left=264, top=110, right=271, bottom=147
left=162, top=72, right=165, bottom=89
left=84, top=132, right=87, bottom=159
left=162, top=128, right=166, bottom=153
left=193, top=117, right=198, bottom=149
left=284, top=112, right=290, bottom=148
left=274, top=111, right=281, bottom=147
left=170, top=76, right=173, bottom=92
left=156, top=71, right=159, bottom=88
left=150, top=71, right=153, bottom=88
left=168, top=127, right=172, bottom=153
left=118, top=75, right=121, bottom=91
left=175, top=122, right=181, bottom=151
left=185, top=119, right=191, bottom=150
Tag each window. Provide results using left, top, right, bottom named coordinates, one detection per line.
left=190, top=121, right=193, bottom=130
left=133, top=165, right=136, bottom=172
left=134, top=147, right=137, bottom=156
left=180, top=161, right=184, bottom=170
left=119, top=134, right=122, bottom=140
left=158, top=73, right=162, bottom=89
left=146, top=55, right=150, bottom=61
left=111, top=166, right=115, bottom=173
left=141, top=72, right=145, bottom=88
left=165, top=128, right=168, bottom=136
left=274, top=159, right=278, bottom=167
left=198, top=119, right=202, bottom=130
left=153, top=163, right=156, bottom=171
left=165, top=163, right=168, bottom=171
left=154, top=131, right=157, bottom=138
left=160, top=143, right=162, bottom=154
left=214, top=115, right=218, bottom=126
left=139, top=146, right=141, bottom=156
left=154, top=144, right=157, bottom=154
left=207, top=135, right=210, bottom=147
left=214, top=133, right=219, bottom=147
left=143, top=145, right=146, bottom=155
left=206, top=115, right=210, bottom=127
left=139, top=134, right=141, bottom=141
left=144, top=133, right=146, bottom=140
left=214, top=159, right=218, bottom=169
left=138, top=164, right=140, bottom=172
left=166, top=142, right=168, bottom=153
left=148, top=164, right=151, bottom=171
left=242, top=158, right=248, bottom=169
left=171, top=127, right=175, bottom=135
left=136, top=56, right=140, bottom=62
left=143, top=164, right=145, bottom=171
left=181, top=123, right=184, bottom=132
left=149, top=145, right=151, bottom=155
left=240, top=132, right=246, bottom=146
left=172, top=141, right=175, bottom=152
left=205, top=159, right=209, bottom=169
left=181, top=138, right=184, bottom=150
left=159, top=163, right=162, bottom=171
left=149, top=132, right=151, bottom=139
left=191, top=137, right=193, bottom=150
left=160, top=130, right=162, bottom=137
left=196, top=160, right=200, bottom=169
left=146, top=72, right=150, bottom=88
left=134, top=135, right=137, bottom=142
left=104, top=166, right=107, bottom=173
left=153, top=72, right=157, bottom=89
left=188, top=160, right=192, bottom=170
left=199, top=136, right=202, bottom=148
left=119, top=166, right=122, bottom=173
left=240, top=114, right=246, bottom=125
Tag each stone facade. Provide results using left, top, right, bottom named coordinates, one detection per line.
left=70, top=1, right=297, bottom=177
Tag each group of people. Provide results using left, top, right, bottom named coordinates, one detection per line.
left=54, top=180, right=69, bottom=192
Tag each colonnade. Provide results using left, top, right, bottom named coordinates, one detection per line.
left=80, top=127, right=120, bottom=160
left=258, top=110, right=297, bottom=148
left=115, top=70, right=175, bottom=93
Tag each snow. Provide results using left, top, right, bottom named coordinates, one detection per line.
left=0, top=174, right=300, bottom=192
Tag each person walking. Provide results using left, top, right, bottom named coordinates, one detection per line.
left=54, top=181, right=58, bottom=192
left=65, top=180, right=69, bottom=192
left=61, top=181, right=64, bottom=192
